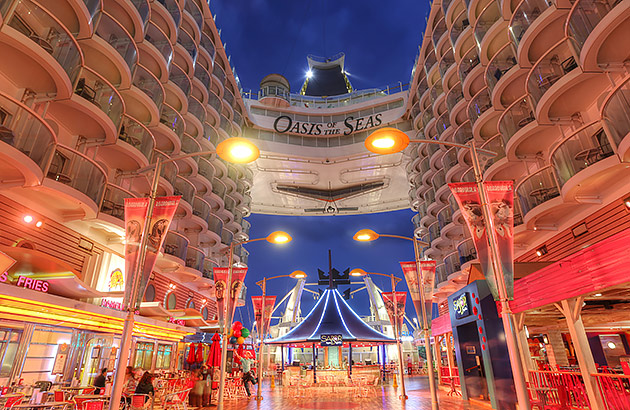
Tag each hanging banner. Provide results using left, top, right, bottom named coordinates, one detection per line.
left=448, top=181, right=514, bottom=300
left=252, top=295, right=276, bottom=337
left=214, top=267, right=248, bottom=329
left=420, top=260, right=437, bottom=326
left=381, top=291, right=407, bottom=334
left=124, top=196, right=180, bottom=309
left=399, top=261, right=422, bottom=324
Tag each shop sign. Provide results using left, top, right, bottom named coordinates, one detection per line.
left=453, top=292, right=471, bottom=319
left=168, top=317, right=186, bottom=326
left=320, top=334, right=343, bottom=346
left=0, top=272, right=49, bottom=292
left=100, top=298, right=124, bottom=311
left=273, top=113, right=383, bottom=136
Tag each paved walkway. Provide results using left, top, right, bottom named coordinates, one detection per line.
left=216, top=376, right=491, bottom=410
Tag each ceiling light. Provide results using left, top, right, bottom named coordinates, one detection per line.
left=594, top=293, right=602, bottom=297
left=23, top=215, right=33, bottom=223
left=306, top=70, right=313, bottom=78
left=35, top=221, right=43, bottom=228
left=624, top=197, right=630, bottom=210
left=535, top=245, right=547, bottom=257
left=607, top=342, right=616, bottom=349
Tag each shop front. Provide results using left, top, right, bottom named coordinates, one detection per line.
left=447, top=280, right=516, bottom=410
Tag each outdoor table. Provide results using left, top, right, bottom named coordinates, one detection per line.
left=13, top=401, right=67, bottom=409
left=574, top=148, right=600, bottom=165
left=59, top=387, right=92, bottom=391
left=73, top=395, right=109, bottom=400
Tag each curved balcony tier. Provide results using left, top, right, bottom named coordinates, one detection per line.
left=156, top=103, right=185, bottom=148
left=509, top=0, right=551, bottom=48
left=98, top=183, right=136, bottom=228
left=94, top=11, right=138, bottom=84
left=485, top=43, right=517, bottom=96
left=95, top=115, right=154, bottom=172
left=160, top=230, right=189, bottom=268
left=0, top=0, right=83, bottom=98
left=473, top=0, right=501, bottom=52
left=177, top=27, right=197, bottom=66
left=128, top=64, right=164, bottom=126
left=155, top=0, right=181, bottom=31
left=173, top=176, right=196, bottom=216
left=0, top=91, right=56, bottom=186
left=187, top=96, right=206, bottom=135
left=450, top=9, right=470, bottom=47
left=143, top=22, right=173, bottom=79
left=515, top=166, right=561, bottom=220
left=200, top=31, right=216, bottom=62
left=602, top=75, right=630, bottom=161
left=498, top=95, right=535, bottom=146
left=152, top=150, right=178, bottom=195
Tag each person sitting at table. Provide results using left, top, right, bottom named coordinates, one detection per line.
left=134, top=372, right=155, bottom=402
left=93, top=368, right=107, bottom=395
left=122, top=366, right=137, bottom=404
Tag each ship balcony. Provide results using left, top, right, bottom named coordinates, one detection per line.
left=130, top=64, right=164, bottom=126
left=219, top=114, right=233, bottom=139
left=180, top=246, right=205, bottom=282
left=173, top=176, right=196, bottom=217
left=515, top=166, right=561, bottom=220
left=155, top=0, right=181, bottom=30
left=551, top=121, right=621, bottom=200
left=444, top=251, right=462, bottom=279
left=0, top=0, right=82, bottom=98
left=223, top=87, right=235, bottom=108
left=508, top=0, right=551, bottom=49
left=485, top=42, right=518, bottom=105
left=237, top=219, right=251, bottom=242
left=186, top=96, right=206, bottom=136
left=128, top=0, right=150, bottom=37
left=196, top=156, right=215, bottom=188
left=143, top=22, right=173, bottom=80
left=449, top=9, right=469, bottom=47
left=94, top=11, right=138, bottom=85
left=439, top=49, right=455, bottom=78
left=435, top=263, right=449, bottom=288
left=210, top=177, right=227, bottom=211
left=432, top=17, right=448, bottom=48
left=453, top=121, right=473, bottom=146
left=193, top=65, right=212, bottom=102
left=436, top=111, right=452, bottom=139
left=0, top=90, right=57, bottom=187
left=105, top=115, right=155, bottom=169
left=431, top=168, right=447, bottom=194
left=498, top=94, right=536, bottom=148
left=203, top=212, right=223, bottom=248
left=603, top=75, right=630, bottom=161
left=202, top=258, right=217, bottom=282
left=200, top=31, right=216, bottom=62
left=458, top=45, right=480, bottom=93
left=412, top=213, right=423, bottom=238
left=190, top=196, right=211, bottom=232
left=566, top=0, right=629, bottom=70
left=232, top=110, right=244, bottom=137
left=156, top=103, right=185, bottom=152
left=473, top=0, right=501, bottom=52
left=424, top=49, right=438, bottom=75
left=182, top=6, right=201, bottom=42
left=468, top=87, right=492, bottom=127
left=176, top=27, right=197, bottom=67
left=428, top=221, right=441, bottom=244
left=206, top=90, right=222, bottom=126
left=480, top=134, right=507, bottom=180
left=43, top=145, right=107, bottom=218
left=169, top=63, right=192, bottom=103
left=159, top=230, right=189, bottom=269
left=220, top=228, right=234, bottom=248
left=212, top=64, right=226, bottom=90
left=98, top=183, right=135, bottom=228
left=153, top=150, right=178, bottom=195
left=437, top=205, right=453, bottom=231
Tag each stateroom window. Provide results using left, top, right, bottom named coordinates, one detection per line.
left=155, top=344, right=172, bottom=369
left=133, top=342, right=154, bottom=370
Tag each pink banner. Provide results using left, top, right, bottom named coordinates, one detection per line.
left=381, top=291, right=407, bottom=333
left=124, top=196, right=180, bottom=308
left=252, top=295, right=276, bottom=337
left=419, top=260, right=436, bottom=324
left=214, top=267, right=248, bottom=329
left=400, top=262, right=422, bottom=325
left=448, top=181, right=514, bottom=300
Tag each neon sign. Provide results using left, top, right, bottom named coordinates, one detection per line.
left=320, top=334, right=343, bottom=346
left=0, top=271, right=49, bottom=292
left=453, top=293, right=470, bottom=319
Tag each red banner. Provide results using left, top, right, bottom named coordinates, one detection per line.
left=420, top=260, right=437, bottom=325
left=399, top=262, right=422, bottom=324
left=381, top=291, right=407, bottom=334
left=124, top=196, right=180, bottom=309
left=252, top=295, right=276, bottom=337
left=448, top=181, right=514, bottom=300
left=214, top=267, right=248, bottom=329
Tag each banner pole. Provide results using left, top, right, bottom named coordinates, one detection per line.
left=217, top=243, right=234, bottom=410
left=391, top=275, right=407, bottom=400
left=414, top=240, right=438, bottom=410
left=469, top=141, right=531, bottom=410
left=256, top=279, right=266, bottom=401
left=110, top=158, right=162, bottom=410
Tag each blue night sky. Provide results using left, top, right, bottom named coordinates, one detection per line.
left=211, top=0, right=430, bottom=92
left=213, top=0, right=432, bottom=331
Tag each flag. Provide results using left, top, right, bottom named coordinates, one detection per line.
left=381, top=291, right=407, bottom=334
left=123, top=196, right=180, bottom=309
left=214, top=267, right=248, bottom=329
left=252, top=295, right=276, bottom=337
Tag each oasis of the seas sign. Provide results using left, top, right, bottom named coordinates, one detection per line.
left=273, top=113, right=383, bottom=136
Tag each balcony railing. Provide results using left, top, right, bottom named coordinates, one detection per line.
left=208, top=90, right=223, bottom=115
left=417, top=201, right=428, bottom=217
left=197, top=157, right=215, bottom=183
left=444, top=251, right=461, bottom=276
left=119, top=115, right=155, bottom=161
left=220, top=114, right=232, bottom=136
left=432, top=17, right=447, bottom=47
left=567, top=0, right=621, bottom=56
left=468, top=88, right=492, bottom=125
left=435, top=263, right=448, bottom=285
left=163, top=230, right=189, bottom=261
left=177, top=28, right=197, bottom=63
left=154, top=150, right=178, bottom=187
left=516, top=167, right=561, bottom=216
left=439, top=49, right=455, bottom=78
left=5, top=0, right=83, bottom=86
left=174, top=176, right=195, bottom=206
left=457, top=238, right=477, bottom=265
left=184, top=0, right=203, bottom=30
left=145, top=22, right=173, bottom=67
left=446, top=83, right=464, bottom=112
left=428, top=221, right=440, bottom=242
left=436, top=111, right=451, bottom=137
left=474, top=0, right=500, bottom=48
left=193, top=196, right=211, bottom=222
left=509, top=0, right=550, bottom=47
left=129, top=0, right=150, bottom=27
left=0, top=91, right=56, bottom=172
left=499, top=95, right=535, bottom=144
left=419, top=156, right=430, bottom=173
left=259, top=85, right=290, bottom=101
left=437, top=206, right=453, bottom=230
left=96, top=12, right=138, bottom=75
left=159, top=103, right=185, bottom=140
left=205, top=122, right=220, bottom=146
left=223, top=88, right=235, bottom=107
left=80, top=0, right=101, bottom=26
left=430, top=82, right=444, bottom=105
left=156, top=0, right=181, bottom=27
left=46, top=145, right=107, bottom=204
left=480, top=134, right=506, bottom=173
left=169, top=63, right=191, bottom=97
left=442, top=146, right=458, bottom=169
left=207, top=212, right=224, bottom=237
left=424, top=49, right=437, bottom=74
left=459, top=46, right=480, bottom=83
left=200, top=32, right=216, bottom=60
left=412, top=213, right=422, bottom=230
left=212, top=177, right=227, bottom=200
left=185, top=246, right=205, bottom=272
left=232, top=110, right=244, bottom=129
left=224, top=195, right=236, bottom=214
left=188, top=96, right=206, bottom=124
left=450, top=9, right=470, bottom=46
left=424, top=187, right=436, bottom=204
left=432, top=169, right=446, bottom=191
left=241, top=219, right=251, bottom=237
left=75, top=67, right=124, bottom=132
left=486, top=43, right=517, bottom=92
left=213, top=63, right=226, bottom=85
left=133, top=65, right=164, bottom=113
left=527, top=39, right=579, bottom=107
left=601, top=75, right=630, bottom=147
left=221, top=228, right=233, bottom=246
left=100, top=184, right=135, bottom=221
left=454, top=121, right=473, bottom=145
left=416, top=76, right=429, bottom=100
left=181, top=134, right=200, bottom=157
left=551, top=122, right=614, bottom=186
left=203, top=258, right=216, bottom=280
left=194, top=64, right=211, bottom=90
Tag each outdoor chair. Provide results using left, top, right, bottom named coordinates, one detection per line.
left=129, top=394, right=151, bottom=410
left=2, top=394, right=24, bottom=410
left=163, top=389, right=190, bottom=410
left=73, top=396, right=91, bottom=410
left=84, top=400, right=105, bottom=410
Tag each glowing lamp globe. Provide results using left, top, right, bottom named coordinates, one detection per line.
left=353, top=229, right=379, bottom=242
left=266, top=231, right=292, bottom=244
left=364, top=128, right=410, bottom=155
left=216, top=137, right=260, bottom=163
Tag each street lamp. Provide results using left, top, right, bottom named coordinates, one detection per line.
left=352, top=231, right=438, bottom=408
left=254, top=270, right=307, bottom=401
left=364, top=127, right=531, bottom=410
left=216, top=232, right=293, bottom=410
left=109, top=137, right=260, bottom=410
left=349, top=268, right=408, bottom=400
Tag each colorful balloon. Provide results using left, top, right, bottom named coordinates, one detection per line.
left=237, top=336, right=245, bottom=345
left=233, top=329, right=241, bottom=338
left=232, top=321, right=242, bottom=330
left=229, top=336, right=237, bottom=344
left=241, top=328, right=250, bottom=338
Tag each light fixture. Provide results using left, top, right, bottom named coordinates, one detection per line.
left=535, top=245, right=548, bottom=257
left=216, top=137, right=260, bottom=164
left=349, top=268, right=367, bottom=277
left=353, top=229, right=379, bottom=242
left=607, top=341, right=616, bottom=349
left=543, top=336, right=549, bottom=344
left=23, top=215, right=33, bottom=223
left=364, top=128, right=410, bottom=155
left=266, top=231, right=292, bottom=244
left=35, top=221, right=43, bottom=228
left=594, top=293, right=602, bottom=297
left=624, top=197, right=630, bottom=210
left=290, top=270, right=307, bottom=279
left=306, top=70, right=313, bottom=78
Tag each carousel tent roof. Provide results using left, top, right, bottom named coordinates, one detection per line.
left=265, top=288, right=395, bottom=345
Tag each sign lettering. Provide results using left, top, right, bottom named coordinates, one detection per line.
left=453, top=293, right=471, bottom=319
left=320, top=334, right=343, bottom=346
left=273, top=113, right=383, bottom=136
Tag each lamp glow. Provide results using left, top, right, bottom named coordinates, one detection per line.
left=364, top=128, right=410, bottom=155
left=35, top=221, right=43, bottom=228
left=371, top=137, right=395, bottom=149
left=290, top=270, right=307, bottom=279
left=216, top=137, right=260, bottom=164
left=349, top=268, right=367, bottom=277
left=306, top=70, right=313, bottom=78
left=23, top=215, right=33, bottom=223
left=353, top=229, right=379, bottom=242
left=266, top=231, right=292, bottom=244
left=607, top=342, right=616, bottom=349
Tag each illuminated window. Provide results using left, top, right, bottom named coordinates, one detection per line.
left=155, top=344, right=172, bottom=369
left=133, top=342, right=154, bottom=370
left=165, top=292, right=177, bottom=310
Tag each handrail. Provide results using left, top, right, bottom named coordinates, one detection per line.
left=485, top=42, right=517, bottom=91
left=80, top=65, right=127, bottom=117
left=549, top=120, right=600, bottom=158
left=98, top=10, right=139, bottom=70
left=525, top=37, right=576, bottom=104
left=0, top=90, right=58, bottom=144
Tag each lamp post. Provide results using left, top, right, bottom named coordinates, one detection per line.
left=349, top=268, right=408, bottom=400
left=109, top=138, right=260, bottom=410
left=364, top=127, right=531, bottom=410
left=216, top=231, right=293, bottom=410
left=352, top=231, right=438, bottom=408
left=254, top=270, right=307, bottom=401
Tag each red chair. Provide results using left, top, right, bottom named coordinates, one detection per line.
left=53, top=391, right=65, bottom=402
left=80, top=388, right=95, bottom=395
left=83, top=401, right=104, bottom=410
left=3, top=395, right=24, bottom=410
left=129, top=394, right=151, bottom=410
left=73, top=396, right=91, bottom=410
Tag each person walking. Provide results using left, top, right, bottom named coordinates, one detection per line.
left=407, top=355, right=413, bottom=375
left=234, top=350, right=257, bottom=397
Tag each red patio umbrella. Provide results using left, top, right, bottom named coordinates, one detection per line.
left=195, top=342, right=204, bottom=363
left=206, top=333, right=221, bottom=368
left=186, top=343, right=196, bottom=364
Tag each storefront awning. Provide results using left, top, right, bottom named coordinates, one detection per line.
left=139, top=302, right=182, bottom=318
